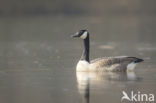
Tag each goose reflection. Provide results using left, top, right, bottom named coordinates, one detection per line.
left=84, top=78, right=90, bottom=103
left=76, top=71, right=139, bottom=103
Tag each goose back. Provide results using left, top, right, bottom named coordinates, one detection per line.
left=90, top=56, right=143, bottom=72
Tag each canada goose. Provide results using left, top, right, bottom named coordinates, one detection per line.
left=71, top=30, right=144, bottom=72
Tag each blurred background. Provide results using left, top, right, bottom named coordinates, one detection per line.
left=0, top=0, right=156, bottom=42
left=0, top=0, right=156, bottom=103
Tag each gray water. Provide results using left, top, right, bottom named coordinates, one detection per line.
left=0, top=15, right=156, bottom=103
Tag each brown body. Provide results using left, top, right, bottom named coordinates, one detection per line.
left=90, top=56, right=143, bottom=72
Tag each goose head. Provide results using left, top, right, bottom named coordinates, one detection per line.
left=71, top=30, right=89, bottom=39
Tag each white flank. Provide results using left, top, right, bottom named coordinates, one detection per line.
left=127, top=62, right=136, bottom=72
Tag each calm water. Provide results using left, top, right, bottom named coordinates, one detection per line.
left=0, top=15, right=156, bottom=103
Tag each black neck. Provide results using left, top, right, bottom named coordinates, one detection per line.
left=80, top=35, right=90, bottom=62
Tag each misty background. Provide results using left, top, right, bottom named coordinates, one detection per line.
left=0, top=0, right=156, bottom=42
left=0, top=1, right=156, bottom=103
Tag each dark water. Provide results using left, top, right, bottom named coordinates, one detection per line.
left=0, top=15, right=156, bottom=103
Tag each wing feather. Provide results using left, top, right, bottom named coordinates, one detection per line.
left=90, top=56, right=140, bottom=71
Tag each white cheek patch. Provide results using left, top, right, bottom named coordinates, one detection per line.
left=80, top=31, right=88, bottom=39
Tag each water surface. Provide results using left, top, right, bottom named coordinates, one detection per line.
left=0, top=15, right=156, bottom=103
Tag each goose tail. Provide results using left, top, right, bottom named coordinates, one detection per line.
left=134, top=58, right=144, bottom=63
